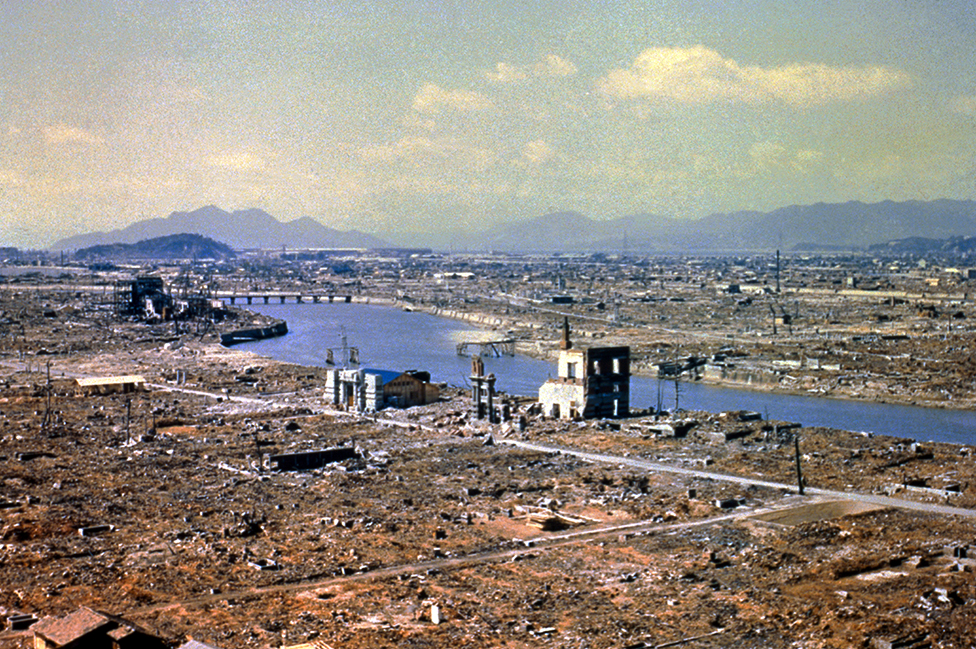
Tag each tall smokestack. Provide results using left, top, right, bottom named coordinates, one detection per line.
left=776, top=250, right=781, bottom=294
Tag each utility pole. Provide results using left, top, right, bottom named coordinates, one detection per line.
left=41, top=360, right=52, bottom=435
left=125, top=396, right=132, bottom=445
left=794, top=435, right=805, bottom=495
left=776, top=249, right=781, bottom=294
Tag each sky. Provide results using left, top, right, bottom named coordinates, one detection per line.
left=2, top=0, right=976, bottom=248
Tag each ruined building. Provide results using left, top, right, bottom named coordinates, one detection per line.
left=323, top=368, right=439, bottom=411
left=114, top=276, right=169, bottom=319
left=113, top=275, right=217, bottom=322
left=470, top=355, right=497, bottom=422
left=539, top=318, right=630, bottom=419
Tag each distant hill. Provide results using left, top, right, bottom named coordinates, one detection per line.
left=454, top=199, right=976, bottom=253
left=869, top=235, right=976, bottom=255
left=74, top=233, right=236, bottom=261
left=51, top=206, right=389, bottom=251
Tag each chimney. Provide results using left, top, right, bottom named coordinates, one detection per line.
left=560, top=317, right=572, bottom=350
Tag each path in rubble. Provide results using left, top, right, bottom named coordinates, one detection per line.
left=126, top=434, right=976, bottom=619
left=502, top=439, right=976, bottom=519
left=128, top=498, right=801, bottom=618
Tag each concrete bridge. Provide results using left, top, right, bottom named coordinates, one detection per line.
left=216, top=292, right=353, bottom=305
left=456, top=338, right=516, bottom=357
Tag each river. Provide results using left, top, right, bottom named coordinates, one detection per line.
left=228, top=302, right=976, bottom=445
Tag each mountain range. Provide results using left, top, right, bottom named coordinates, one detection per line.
left=51, top=206, right=388, bottom=251
left=49, top=199, right=976, bottom=253
left=467, top=199, right=976, bottom=253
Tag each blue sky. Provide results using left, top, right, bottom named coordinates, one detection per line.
left=2, top=0, right=975, bottom=247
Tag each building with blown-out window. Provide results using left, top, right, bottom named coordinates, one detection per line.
left=539, top=318, right=630, bottom=420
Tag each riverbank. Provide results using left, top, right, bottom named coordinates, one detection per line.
left=219, top=319, right=288, bottom=346
left=402, top=299, right=976, bottom=413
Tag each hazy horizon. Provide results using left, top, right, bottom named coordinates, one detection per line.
left=3, top=1, right=976, bottom=248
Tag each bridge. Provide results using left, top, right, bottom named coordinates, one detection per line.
left=215, top=292, right=353, bottom=305
left=456, top=338, right=516, bottom=357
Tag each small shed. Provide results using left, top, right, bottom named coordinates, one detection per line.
left=75, top=375, right=147, bottom=395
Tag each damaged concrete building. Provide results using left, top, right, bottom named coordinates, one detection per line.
left=113, top=275, right=219, bottom=323
left=539, top=318, right=630, bottom=419
left=323, top=368, right=439, bottom=411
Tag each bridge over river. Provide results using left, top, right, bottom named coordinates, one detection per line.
left=456, top=338, right=516, bottom=357
left=216, top=292, right=353, bottom=305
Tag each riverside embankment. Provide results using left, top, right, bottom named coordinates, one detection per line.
left=231, top=301, right=976, bottom=444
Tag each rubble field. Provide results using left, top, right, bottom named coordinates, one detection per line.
left=0, top=286, right=974, bottom=647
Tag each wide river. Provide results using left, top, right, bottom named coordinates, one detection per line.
left=229, top=302, right=976, bottom=445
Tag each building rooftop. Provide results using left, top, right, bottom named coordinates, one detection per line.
left=75, top=375, right=146, bottom=387
left=31, top=607, right=111, bottom=646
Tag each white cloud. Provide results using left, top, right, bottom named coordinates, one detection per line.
left=533, top=54, right=577, bottom=78
left=520, top=139, right=554, bottom=165
left=207, top=151, right=266, bottom=171
left=749, top=141, right=789, bottom=168
left=486, top=62, right=527, bottom=83
left=795, top=148, right=825, bottom=169
left=0, top=169, right=24, bottom=186
left=950, top=95, right=976, bottom=115
left=487, top=54, right=577, bottom=82
left=41, top=125, right=104, bottom=146
left=599, top=46, right=910, bottom=106
left=749, top=141, right=825, bottom=173
left=412, top=84, right=491, bottom=113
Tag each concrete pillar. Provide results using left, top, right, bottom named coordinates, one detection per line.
left=472, top=379, right=483, bottom=419
left=230, top=297, right=236, bottom=305
left=263, top=296, right=269, bottom=304
left=279, top=296, right=286, bottom=304
left=487, top=374, right=496, bottom=423
left=296, top=295, right=303, bottom=303
left=247, top=296, right=252, bottom=304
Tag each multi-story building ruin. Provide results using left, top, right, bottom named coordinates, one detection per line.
left=539, top=318, right=630, bottom=419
